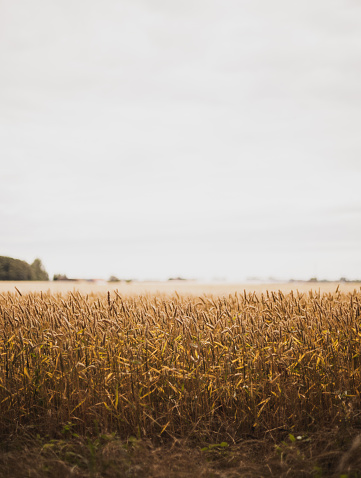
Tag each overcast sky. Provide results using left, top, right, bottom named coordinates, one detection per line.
left=1, top=0, right=361, bottom=281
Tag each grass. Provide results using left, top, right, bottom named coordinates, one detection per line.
left=1, top=287, right=361, bottom=476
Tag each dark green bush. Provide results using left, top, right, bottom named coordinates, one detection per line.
left=0, top=256, right=48, bottom=281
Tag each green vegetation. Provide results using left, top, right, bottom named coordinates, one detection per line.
left=0, top=256, right=48, bottom=281
left=53, top=274, right=70, bottom=281
left=30, top=258, right=49, bottom=281
left=108, top=275, right=120, bottom=282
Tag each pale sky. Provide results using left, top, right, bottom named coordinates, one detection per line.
left=1, top=0, right=361, bottom=281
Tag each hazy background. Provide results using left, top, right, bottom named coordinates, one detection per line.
left=1, top=0, right=361, bottom=282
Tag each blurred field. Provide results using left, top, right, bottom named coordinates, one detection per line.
left=0, top=280, right=359, bottom=295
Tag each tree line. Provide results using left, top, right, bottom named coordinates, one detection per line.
left=0, top=256, right=49, bottom=281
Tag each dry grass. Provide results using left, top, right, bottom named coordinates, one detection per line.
left=1, top=287, right=361, bottom=476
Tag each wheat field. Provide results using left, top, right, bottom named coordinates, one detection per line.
left=1, top=285, right=361, bottom=476
left=0, top=279, right=359, bottom=295
left=1, top=286, right=361, bottom=435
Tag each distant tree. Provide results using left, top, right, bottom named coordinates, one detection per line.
left=0, top=256, right=32, bottom=280
left=108, top=275, right=120, bottom=282
left=30, top=258, right=49, bottom=281
left=0, top=256, right=49, bottom=281
left=53, top=274, right=69, bottom=281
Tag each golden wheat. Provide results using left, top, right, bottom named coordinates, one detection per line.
left=0, top=288, right=360, bottom=440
